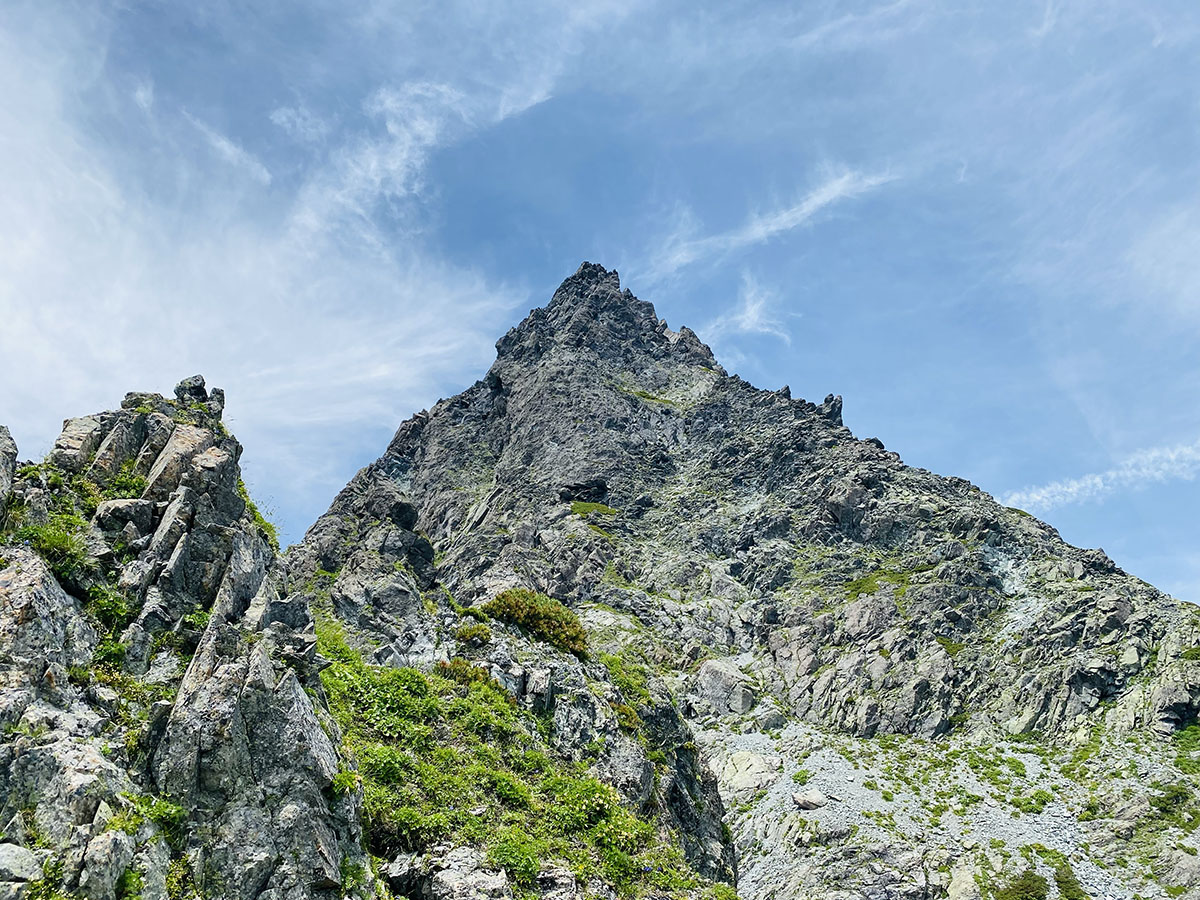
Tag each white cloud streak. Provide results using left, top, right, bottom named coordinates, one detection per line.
left=186, top=113, right=273, bottom=185
left=644, top=168, right=895, bottom=281
left=133, top=80, right=154, bottom=112
left=269, top=105, right=331, bottom=143
left=1002, top=438, right=1200, bottom=512
left=702, top=272, right=792, bottom=346
left=0, top=1, right=632, bottom=542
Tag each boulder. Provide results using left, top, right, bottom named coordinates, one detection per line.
left=0, top=844, right=41, bottom=882
left=48, top=414, right=110, bottom=473
left=142, top=425, right=212, bottom=502
left=792, top=789, right=828, bottom=810
left=697, top=659, right=755, bottom=715
left=427, top=847, right=512, bottom=900
left=719, top=751, right=781, bottom=798
left=0, top=548, right=97, bottom=671
left=86, top=415, right=146, bottom=483
left=173, top=375, right=208, bottom=404
left=536, top=866, right=577, bottom=900
left=93, top=499, right=154, bottom=536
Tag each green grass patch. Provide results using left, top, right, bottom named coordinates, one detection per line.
left=935, top=636, right=965, bottom=657
left=15, top=511, right=92, bottom=582
left=844, top=569, right=909, bottom=601
left=620, top=387, right=676, bottom=406
left=1053, top=863, right=1088, bottom=900
left=103, top=459, right=147, bottom=500
left=599, top=651, right=651, bottom=706
left=454, top=622, right=493, bottom=646
left=1010, top=789, right=1054, bottom=815
left=571, top=501, right=619, bottom=518
left=107, top=793, right=187, bottom=849
left=316, top=619, right=718, bottom=897
left=1175, top=723, right=1200, bottom=774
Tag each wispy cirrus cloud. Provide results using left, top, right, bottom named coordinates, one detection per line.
left=185, top=113, right=273, bottom=185
left=701, top=272, right=793, bottom=346
left=1002, top=438, right=1200, bottom=512
left=787, top=0, right=924, bottom=52
left=643, top=168, right=895, bottom=282
left=133, top=80, right=154, bottom=113
left=269, top=105, right=332, bottom=144
left=0, top=0, right=632, bottom=543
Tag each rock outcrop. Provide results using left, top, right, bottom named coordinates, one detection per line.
left=0, top=377, right=363, bottom=900
left=4, top=265, right=1200, bottom=900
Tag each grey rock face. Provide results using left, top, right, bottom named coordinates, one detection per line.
left=7, top=266, right=1200, bottom=900
left=0, top=377, right=363, bottom=900
left=696, top=659, right=756, bottom=715
left=791, top=788, right=828, bottom=810
left=286, top=263, right=1200, bottom=900
left=0, top=843, right=40, bottom=882
left=48, top=414, right=111, bottom=473
left=0, top=426, right=15, bottom=516
left=0, top=547, right=98, bottom=678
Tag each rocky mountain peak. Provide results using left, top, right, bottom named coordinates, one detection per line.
left=493, top=261, right=720, bottom=372
left=6, top=266, right=1200, bottom=900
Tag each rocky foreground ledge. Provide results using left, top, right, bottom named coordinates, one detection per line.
left=3, top=264, right=1200, bottom=900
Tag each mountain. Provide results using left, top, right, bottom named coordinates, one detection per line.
left=3, top=263, right=1200, bottom=900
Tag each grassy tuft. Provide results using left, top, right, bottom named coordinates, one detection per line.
left=991, top=869, right=1049, bottom=900
left=237, top=478, right=279, bottom=551
left=16, top=512, right=93, bottom=582
left=102, top=459, right=147, bottom=500
left=315, top=616, right=716, bottom=897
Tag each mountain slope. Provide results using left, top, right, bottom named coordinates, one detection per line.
left=3, top=264, right=1200, bottom=900
left=289, top=263, right=1200, bottom=899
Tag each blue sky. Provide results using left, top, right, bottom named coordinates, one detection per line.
left=2, top=1, right=1199, bottom=600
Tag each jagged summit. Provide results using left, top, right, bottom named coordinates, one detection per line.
left=494, top=261, right=721, bottom=372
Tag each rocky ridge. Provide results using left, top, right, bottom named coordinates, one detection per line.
left=3, top=263, right=1200, bottom=900
left=0, top=378, right=363, bottom=899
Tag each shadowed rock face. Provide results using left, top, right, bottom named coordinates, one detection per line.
left=4, top=266, right=1200, bottom=900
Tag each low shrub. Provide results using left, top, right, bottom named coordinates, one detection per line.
left=87, top=583, right=133, bottom=632
left=1054, top=864, right=1088, bottom=900
left=488, top=826, right=543, bottom=885
left=478, top=588, right=587, bottom=658
left=454, top=622, right=492, bottom=646
left=1152, top=780, right=1193, bottom=817
left=438, top=657, right=490, bottom=685
left=612, top=702, right=641, bottom=733
left=991, top=869, right=1048, bottom=900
